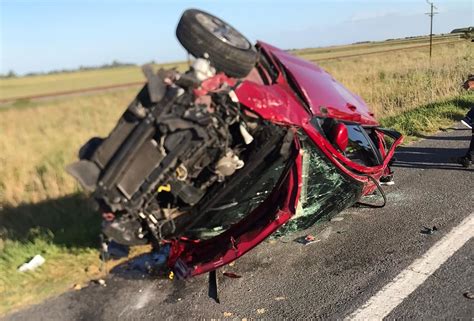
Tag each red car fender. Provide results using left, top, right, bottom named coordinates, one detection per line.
left=234, top=80, right=311, bottom=126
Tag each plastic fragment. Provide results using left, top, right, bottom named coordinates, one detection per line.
left=18, top=255, right=45, bottom=272
left=92, top=279, right=107, bottom=287
left=463, top=292, right=474, bottom=299
left=223, top=272, right=242, bottom=278
left=208, top=270, right=219, bottom=303
left=420, top=226, right=438, bottom=235
left=256, top=308, right=266, bottom=314
left=223, top=312, right=233, bottom=317
left=295, top=234, right=320, bottom=246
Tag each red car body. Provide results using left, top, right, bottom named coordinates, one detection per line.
left=167, top=41, right=403, bottom=277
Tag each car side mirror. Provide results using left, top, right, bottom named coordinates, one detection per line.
left=330, top=123, right=348, bottom=152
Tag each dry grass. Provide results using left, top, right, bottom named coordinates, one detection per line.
left=316, top=41, right=472, bottom=118
left=0, top=90, right=135, bottom=315
left=294, top=34, right=461, bottom=60
left=0, top=38, right=472, bottom=316
left=0, top=34, right=462, bottom=101
left=0, top=89, right=134, bottom=205
left=0, top=62, right=187, bottom=101
left=0, top=240, right=151, bottom=315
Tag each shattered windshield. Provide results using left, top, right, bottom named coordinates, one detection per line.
left=275, top=134, right=363, bottom=236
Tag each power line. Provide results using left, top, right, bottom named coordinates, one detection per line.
left=425, top=0, right=439, bottom=59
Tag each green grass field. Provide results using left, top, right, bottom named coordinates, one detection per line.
left=0, top=35, right=472, bottom=315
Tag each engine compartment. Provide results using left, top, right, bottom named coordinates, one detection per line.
left=67, top=60, right=289, bottom=246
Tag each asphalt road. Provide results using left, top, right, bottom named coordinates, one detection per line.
left=4, top=126, right=473, bottom=320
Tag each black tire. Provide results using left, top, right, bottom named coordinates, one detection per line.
left=176, top=9, right=258, bottom=78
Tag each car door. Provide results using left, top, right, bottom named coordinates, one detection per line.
left=304, top=118, right=403, bottom=179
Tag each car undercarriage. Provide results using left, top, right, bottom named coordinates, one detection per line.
left=67, top=8, right=403, bottom=278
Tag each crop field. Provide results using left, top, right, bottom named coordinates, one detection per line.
left=318, top=40, right=471, bottom=117
left=0, top=36, right=472, bottom=315
left=0, top=34, right=461, bottom=102
left=0, top=62, right=188, bottom=102
left=294, top=33, right=461, bottom=60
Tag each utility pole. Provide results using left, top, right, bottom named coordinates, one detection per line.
left=425, top=0, right=438, bottom=59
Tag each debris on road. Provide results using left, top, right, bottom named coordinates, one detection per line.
left=463, top=291, right=474, bottom=299
left=256, top=308, right=266, bottom=314
left=208, top=270, right=219, bottom=303
left=92, top=279, right=107, bottom=287
left=420, top=226, right=438, bottom=235
left=274, top=296, right=286, bottom=301
left=223, top=272, right=242, bottom=278
left=331, top=216, right=344, bottom=222
left=18, top=254, right=45, bottom=272
left=295, top=234, right=320, bottom=246
left=223, top=312, right=233, bottom=317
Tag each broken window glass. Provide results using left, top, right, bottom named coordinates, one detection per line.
left=186, top=157, right=288, bottom=239
left=345, top=124, right=381, bottom=166
left=274, top=135, right=363, bottom=236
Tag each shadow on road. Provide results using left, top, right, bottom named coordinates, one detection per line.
left=393, top=141, right=473, bottom=172
left=410, top=134, right=470, bottom=141
left=110, top=253, right=164, bottom=280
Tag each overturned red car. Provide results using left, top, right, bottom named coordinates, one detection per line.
left=67, top=9, right=402, bottom=278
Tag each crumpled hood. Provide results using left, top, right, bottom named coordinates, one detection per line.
left=258, top=41, right=379, bottom=126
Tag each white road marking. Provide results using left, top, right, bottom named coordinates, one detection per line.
left=347, top=212, right=474, bottom=320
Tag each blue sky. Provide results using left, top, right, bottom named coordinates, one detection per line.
left=1, top=0, right=472, bottom=75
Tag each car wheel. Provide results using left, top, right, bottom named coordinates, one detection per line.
left=176, top=9, right=258, bottom=78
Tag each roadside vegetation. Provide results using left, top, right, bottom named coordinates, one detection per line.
left=0, top=36, right=472, bottom=315
left=0, top=62, right=187, bottom=101
left=317, top=41, right=472, bottom=117
left=380, top=94, right=474, bottom=140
